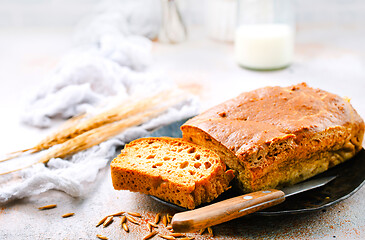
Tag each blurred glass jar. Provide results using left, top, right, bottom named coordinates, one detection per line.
left=235, top=0, right=295, bottom=70
left=205, top=0, right=237, bottom=42
left=159, top=0, right=187, bottom=44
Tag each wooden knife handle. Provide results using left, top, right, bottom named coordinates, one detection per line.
left=171, top=189, right=285, bottom=232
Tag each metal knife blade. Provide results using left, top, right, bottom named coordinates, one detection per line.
left=282, top=175, right=337, bottom=197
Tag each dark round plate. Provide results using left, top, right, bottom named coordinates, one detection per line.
left=150, top=149, right=365, bottom=216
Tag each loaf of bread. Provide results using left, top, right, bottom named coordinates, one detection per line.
left=111, top=137, right=235, bottom=209
left=181, top=83, right=364, bottom=193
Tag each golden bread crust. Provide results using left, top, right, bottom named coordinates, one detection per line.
left=181, top=83, right=364, bottom=192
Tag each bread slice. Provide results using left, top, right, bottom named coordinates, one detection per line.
left=111, top=137, right=235, bottom=209
left=181, top=83, right=364, bottom=193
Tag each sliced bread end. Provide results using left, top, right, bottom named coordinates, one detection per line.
left=111, top=137, right=234, bottom=209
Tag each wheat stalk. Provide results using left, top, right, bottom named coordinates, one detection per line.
left=0, top=108, right=164, bottom=176
left=0, top=114, right=86, bottom=163
left=0, top=90, right=188, bottom=175
left=38, top=108, right=166, bottom=164
left=1, top=90, right=181, bottom=162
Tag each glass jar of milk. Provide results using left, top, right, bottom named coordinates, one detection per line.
left=235, top=0, right=295, bottom=70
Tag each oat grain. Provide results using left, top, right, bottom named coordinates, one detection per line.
left=96, top=216, right=109, bottom=227
left=127, top=211, right=142, bottom=218
left=96, top=234, right=108, bottom=240
left=126, top=216, right=139, bottom=225
left=103, top=216, right=113, bottom=228
left=122, top=222, right=129, bottom=232
left=154, top=213, right=161, bottom=224
left=143, top=230, right=158, bottom=240
left=159, top=235, right=175, bottom=240
left=61, top=213, right=74, bottom=218
left=38, top=204, right=57, bottom=210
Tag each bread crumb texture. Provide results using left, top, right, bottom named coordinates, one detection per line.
left=111, top=137, right=235, bottom=209
left=182, top=83, right=364, bottom=192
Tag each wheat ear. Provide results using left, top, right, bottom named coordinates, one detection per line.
left=0, top=114, right=86, bottom=162
left=0, top=108, right=164, bottom=176
left=0, top=91, right=187, bottom=175
left=38, top=108, right=167, bottom=164
left=0, top=90, right=178, bottom=162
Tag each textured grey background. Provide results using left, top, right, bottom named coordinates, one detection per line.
left=0, top=1, right=365, bottom=239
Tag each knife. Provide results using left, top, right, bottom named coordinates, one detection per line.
left=171, top=175, right=336, bottom=232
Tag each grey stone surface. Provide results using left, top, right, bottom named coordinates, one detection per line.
left=1, top=11, right=365, bottom=239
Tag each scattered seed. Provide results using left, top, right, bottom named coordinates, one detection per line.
left=155, top=213, right=161, bottom=224
left=111, top=211, right=125, bottom=216
left=169, top=233, right=186, bottom=237
left=120, top=216, right=126, bottom=224
left=207, top=227, right=213, bottom=236
left=166, top=226, right=173, bottom=230
left=169, top=229, right=174, bottom=233
left=159, top=235, right=175, bottom=240
left=62, top=213, right=74, bottom=218
left=126, top=216, right=139, bottom=225
left=122, top=222, right=129, bottom=232
left=199, top=228, right=206, bottom=235
left=166, top=213, right=172, bottom=224
left=103, top=216, right=113, bottom=228
left=96, top=216, right=109, bottom=227
left=143, top=230, right=158, bottom=240
left=179, top=238, right=195, bottom=240
left=148, top=221, right=158, bottom=228
left=96, top=234, right=108, bottom=240
left=127, top=211, right=142, bottom=218
left=38, top=204, right=57, bottom=210
left=162, top=215, right=168, bottom=227
left=147, top=222, right=152, bottom=232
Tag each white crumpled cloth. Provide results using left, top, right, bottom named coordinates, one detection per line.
left=0, top=0, right=199, bottom=204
